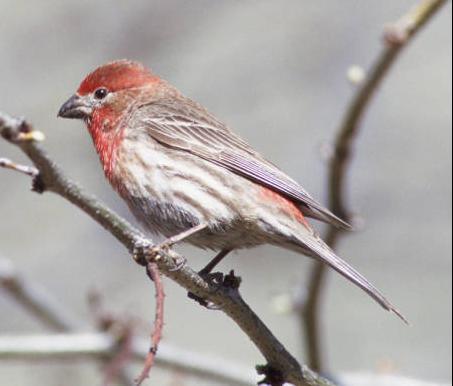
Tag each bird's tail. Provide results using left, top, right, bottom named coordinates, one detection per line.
left=294, top=233, right=408, bottom=324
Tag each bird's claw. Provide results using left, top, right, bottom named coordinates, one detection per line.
left=132, top=237, right=154, bottom=266
left=188, top=291, right=220, bottom=310
left=169, top=255, right=187, bottom=272
left=146, top=240, right=175, bottom=265
left=133, top=237, right=185, bottom=272
left=31, top=174, right=46, bottom=194
left=222, top=270, right=242, bottom=291
left=187, top=270, right=242, bottom=310
left=256, top=364, right=285, bottom=386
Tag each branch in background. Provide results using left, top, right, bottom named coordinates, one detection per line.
left=1, top=332, right=447, bottom=386
left=0, top=258, right=259, bottom=386
left=0, top=258, right=135, bottom=386
left=88, top=290, right=145, bottom=386
left=0, top=116, right=333, bottom=386
left=0, top=333, right=257, bottom=386
left=0, top=258, right=77, bottom=331
left=299, top=0, right=448, bottom=372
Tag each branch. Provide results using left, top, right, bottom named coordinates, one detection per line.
left=0, top=258, right=78, bottom=331
left=0, top=158, right=38, bottom=177
left=135, top=263, right=165, bottom=385
left=0, top=118, right=333, bottom=385
left=300, top=0, right=448, bottom=372
left=0, top=257, right=135, bottom=386
left=0, top=258, right=262, bottom=386
left=0, top=333, right=257, bottom=386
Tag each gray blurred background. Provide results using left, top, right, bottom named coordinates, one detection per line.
left=0, top=1, right=451, bottom=385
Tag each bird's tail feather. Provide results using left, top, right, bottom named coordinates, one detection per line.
left=296, top=235, right=408, bottom=324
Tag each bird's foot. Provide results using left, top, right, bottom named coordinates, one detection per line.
left=222, top=270, right=242, bottom=291
left=132, top=224, right=207, bottom=267
left=188, top=270, right=242, bottom=310
left=188, top=271, right=224, bottom=310
left=31, top=173, right=46, bottom=193
left=169, top=255, right=187, bottom=271
left=132, top=237, right=154, bottom=266
left=256, top=364, right=285, bottom=386
left=132, top=237, right=186, bottom=273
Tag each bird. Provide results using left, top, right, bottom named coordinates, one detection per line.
left=58, top=59, right=404, bottom=321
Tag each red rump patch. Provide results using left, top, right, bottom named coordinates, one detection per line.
left=259, top=187, right=310, bottom=228
left=78, top=60, right=159, bottom=95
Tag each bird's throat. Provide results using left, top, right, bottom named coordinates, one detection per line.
left=87, top=107, right=125, bottom=180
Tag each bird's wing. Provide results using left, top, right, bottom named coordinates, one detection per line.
left=134, top=100, right=350, bottom=229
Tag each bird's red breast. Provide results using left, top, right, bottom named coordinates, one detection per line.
left=87, top=105, right=126, bottom=180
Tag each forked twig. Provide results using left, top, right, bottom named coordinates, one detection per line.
left=0, top=157, right=38, bottom=177
left=1, top=111, right=333, bottom=386
left=300, top=0, right=448, bottom=372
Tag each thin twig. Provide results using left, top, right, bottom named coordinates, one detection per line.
left=102, top=329, right=134, bottom=386
left=86, top=291, right=135, bottom=386
left=0, top=116, right=333, bottom=386
left=0, top=157, right=38, bottom=177
left=135, top=263, right=165, bottom=385
left=0, top=259, right=260, bottom=386
left=0, top=258, right=77, bottom=331
left=0, top=333, right=447, bottom=386
left=0, top=333, right=257, bottom=386
left=300, top=0, right=448, bottom=372
left=0, top=258, right=134, bottom=386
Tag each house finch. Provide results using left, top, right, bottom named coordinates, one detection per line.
left=58, top=60, right=404, bottom=320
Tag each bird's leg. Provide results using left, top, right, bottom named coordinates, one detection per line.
left=188, top=249, right=238, bottom=309
left=199, top=249, right=232, bottom=275
left=153, top=223, right=208, bottom=271
left=134, top=223, right=207, bottom=269
left=157, top=222, right=208, bottom=250
left=197, top=249, right=232, bottom=287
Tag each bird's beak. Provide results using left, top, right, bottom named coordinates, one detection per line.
left=58, top=94, right=92, bottom=119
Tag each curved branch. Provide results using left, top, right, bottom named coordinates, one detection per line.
left=0, top=258, right=263, bottom=385
left=136, top=263, right=165, bottom=385
left=301, top=0, right=448, bottom=372
left=0, top=258, right=77, bottom=331
left=0, top=257, right=136, bottom=386
left=1, top=116, right=333, bottom=386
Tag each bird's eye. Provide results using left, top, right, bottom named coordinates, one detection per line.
left=94, top=87, right=109, bottom=100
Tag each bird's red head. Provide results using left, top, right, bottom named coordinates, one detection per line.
left=58, top=60, right=161, bottom=179
left=77, top=60, right=159, bottom=96
left=58, top=60, right=160, bottom=121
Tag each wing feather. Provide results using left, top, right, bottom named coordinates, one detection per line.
left=134, top=100, right=350, bottom=229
